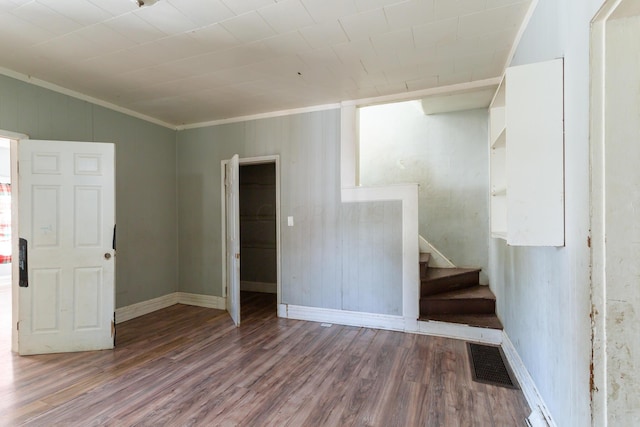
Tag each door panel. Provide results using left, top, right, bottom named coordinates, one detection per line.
left=18, top=140, right=115, bottom=355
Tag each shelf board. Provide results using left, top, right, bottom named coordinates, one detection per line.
left=491, top=127, right=506, bottom=148
left=240, top=215, right=276, bottom=221
left=240, top=243, right=276, bottom=249
left=240, top=183, right=276, bottom=188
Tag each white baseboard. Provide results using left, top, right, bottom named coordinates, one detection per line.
left=176, top=292, right=226, bottom=310
left=115, top=293, right=179, bottom=324
left=279, top=304, right=405, bottom=331
left=501, top=333, right=556, bottom=427
left=240, top=281, right=277, bottom=294
left=278, top=303, right=505, bottom=345
left=116, top=292, right=226, bottom=324
left=416, top=319, right=503, bottom=345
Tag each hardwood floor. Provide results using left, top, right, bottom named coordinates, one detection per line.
left=0, top=292, right=530, bottom=426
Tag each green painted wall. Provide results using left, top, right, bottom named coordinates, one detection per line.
left=0, top=74, right=404, bottom=315
left=0, top=74, right=178, bottom=308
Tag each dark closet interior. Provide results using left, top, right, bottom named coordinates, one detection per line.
left=239, top=163, right=277, bottom=295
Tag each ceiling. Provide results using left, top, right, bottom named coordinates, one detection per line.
left=0, top=0, right=532, bottom=127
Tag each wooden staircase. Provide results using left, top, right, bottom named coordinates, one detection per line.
left=419, top=253, right=503, bottom=329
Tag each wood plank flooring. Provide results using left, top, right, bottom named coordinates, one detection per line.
left=0, top=292, right=530, bottom=426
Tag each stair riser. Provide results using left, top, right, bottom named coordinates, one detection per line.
left=419, top=263, right=429, bottom=280
left=421, top=271, right=480, bottom=296
left=420, top=299, right=495, bottom=315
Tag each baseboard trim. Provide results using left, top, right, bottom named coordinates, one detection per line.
left=416, top=319, right=503, bottom=345
left=278, top=303, right=505, bottom=344
left=116, top=292, right=226, bottom=323
left=115, top=293, right=179, bottom=324
left=279, top=304, right=405, bottom=331
left=176, top=292, right=226, bottom=310
left=501, top=333, right=556, bottom=427
left=240, top=281, right=277, bottom=294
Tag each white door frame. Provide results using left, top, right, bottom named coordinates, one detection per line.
left=220, top=155, right=281, bottom=310
left=0, top=130, right=29, bottom=353
left=590, top=0, right=635, bottom=425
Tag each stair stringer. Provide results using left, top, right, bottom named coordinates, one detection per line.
left=419, top=235, right=456, bottom=268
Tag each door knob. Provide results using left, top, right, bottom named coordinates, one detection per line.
left=104, top=253, right=112, bottom=260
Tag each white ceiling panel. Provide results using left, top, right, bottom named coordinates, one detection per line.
left=298, top=20, right=349, bottom=49
left=300, top=0, right=358, bottom=24
left=406, top=75, right=438, bottom=91
left=74, top=48, right=160, bottom=77
left=220, top=0, right=275, bottom=15
left=354, top=0, right=407, bottom=13
left=413, top=17, right=458, bottom=48
left=437, top=70, right=472, bottom=86
left=88, top=0, right=136, bottom=17
left=382, top=64, right=425, bottom=83
left=168, top=0, right=235, bottom=26
left=297, top=46, right=342, bottom=67
left=418, top=60, right=455, bottom=77
left=134, top=1, right=197, bottom=36
left=457, top=2, right=529, bottom=39
left=486, top=0, right=529, bottom=8
left=11, top=2, right=81, bottom=37
left=36, top=0, right=112, bottom=26
left=370, top=28, right=414, bottom=54
left=257, top=0, right=314, bottom=34
left=332, top=39, right=377, bottom=65
left=219, top=11, right=276, bottom=43
left=263, top=32, right=312, bottom=55
left=0, top=11, right=53, bottom=45
left=70, top=23, right=135, bottom=54
left=383, top=0, right=436, bottom=31
left=187, top=23, right=241, bottom=51
left=0, top=1, right=20, bottom=13
left=152, top=33, right=215, bottom=61
left=433, top=0, right=486, bottom=20
left=0, top=0, right=533, bottom=125
left=103, top=13, right=167, bottom=44
left=339, top=8, right=389, bottom=42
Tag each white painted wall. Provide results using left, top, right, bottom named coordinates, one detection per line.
left=488, top=1, right=604, bottom=426
left=599, top=11, right=640, bottom=425
left=177, top=110, right=404, bottom=315
left=359, top=103, right=489, bottom=282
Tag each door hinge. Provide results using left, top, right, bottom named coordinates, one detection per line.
left=16, top=321, right=19, bottom=331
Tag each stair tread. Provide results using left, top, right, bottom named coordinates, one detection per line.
left=422, top=267, right=481, bottom=281
left=420, top=313, right=503, bottom=330
left=421, top=285, right=495, bottom=301
left=419, top=252, right=431, bottom=264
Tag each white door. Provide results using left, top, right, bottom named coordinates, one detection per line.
left=225, top=154, right=240, bottom=326
left=18, top=140, right=115, bottom=355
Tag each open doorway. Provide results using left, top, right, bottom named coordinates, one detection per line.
left=0, top=137, right=12, bottom=352
left=239, top=162, right=277, bottom=318
left=222, top=155, right=280, bottom=325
